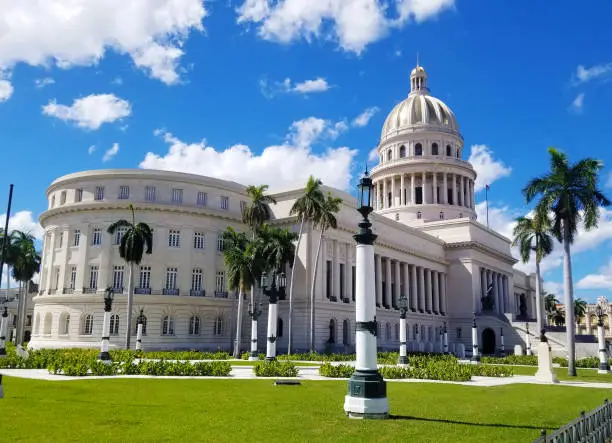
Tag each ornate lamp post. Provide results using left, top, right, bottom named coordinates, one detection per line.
left=99, top=287, right=114, bottom=361
left=344, top=168, right=389, bottom=419
left=499, top=328, right=505, bottom=356
left=262, top=271, right=286, bottom=361
left=525, top=322, right=532, bottom=356
left=135, top=309, right=145, bottom=351
left=0, top=306, right=7, bottom=357
left=596, top=304, right=610, bottom=374
left=443, top=322, right=449, bottom=354
left=248, top=301, right=263, bottom=361
left=471, top=313, right=480, bottom=364
left=398, top=294, right=409, bottom=365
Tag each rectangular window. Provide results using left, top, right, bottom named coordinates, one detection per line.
left=145, top=186, right=156, bottom=202
left=220, top=196, right=229, bottom=210
left=58, top=232, right=64, bottom=249
left=325, top=260, right=332, bottom=299
left=339, top=263, right=345, bottom=299
left=456, top=328, right=462, bottom=339
left=139, top=266, right=151, bottom=289
left=197, top=191, right=207, bottom=207
left=91, top=228, right=102, bottom=246
left=114, top=227, right=127, bottom=245
left=70, top=266, right=77, bottom=289
left=73, top=229, right=80, bottom=247
left=54, top=267, right=60, bottom=289
left=113, top=266, right=124, bottom=290
left=166, top=267, right=178, bottom=289
left=89, top=266, right=99, bottom=289
left=215, top=271, right=225, bottom=292
left=192, top=268, right=203, bottom=291
left=75, top=188, right=83, bottom=203
left=51, top=195, right=56, bottom=208
left=193, top=232, right=205, bottom=249
left=60, top=191, right=66, bottom=205
left=216, top=232, right=224, bottom=252
left=415, top=187, right=423, bottom=205
left=172, top=188, right=183, bottom=204
left=168, top=229, right=180, bottom=248
left=118, top=185, right=130, bottom=199
left=95, top=186, right=105, bottom=201
left=351, top=266, right=356, bottom=302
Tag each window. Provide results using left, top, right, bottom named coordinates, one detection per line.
left=51, top=195, right=56, bottom=208
left=399, top=145, right=406, bottom=158
left=415, top=143, right=423, bottom=156
left=387, top=150, right=392, bottom=161
left=220, top=196, right=229, bottom=210
left=193, top=232, right=205, bottom=249
left=417, top=211, right=422, bottom=220
left=165, top=268, right=178, bottom=290
left=89, top=266, right=99, bottom=289
left=343, top=319, right=350, bottom=345
left=95, top=186, right=105, bottom=201
left=110, top=315, right=119, bottom=335
left=134, top=314, right=147, bottom=335
left=54, top=267, right=60, bottom=290
left=277, top=318, right=283, bottom=337
left=214, top=317, right=224, bottom=336
left=413, top=324, right=419, bottom=339
left=456, top=149, right=460, bottom=158
left=58, top=232, right=64, bottom=248
left=161, top=316, right=175, bottom=335
left=432, top=143, right=439, bottom=155
left=439, top=211, right=444, bottom=220
left=325, top=260, right=332, bottom=299
left=197, top=191, right=207, bottom=207
left=240, top=201, right=247, bottom=215
left=113, top=227, right=127, bottom=245
left=145, top=186, right=156, bottom=202
left=168, top=229, right=180, bottom=248
left=172, top=188, right=183, bottom=203
left=91, top=228, right=102, bottom=246
left=328, top=319, right=336, bottom=343
left=395, top=323, right=400, bottom=341
left=446, top=145, right=452, bottom=156
left=215, top=271, right=225, bottom=293
left=75, top=188, right=83, bottom=202
left=69, top=266, right=77, bottom=289
left=189, top=316, right=201, bottom=335
left=83, top=314, right=93, bottom=335
left=351, top=266, right=356, bottom=302
left=216, top=232, right=224, bottom=252
left=60, top=191, right=66, bottom=205
left=118, top=185, right=130, bottom=199
left=385, top=323, right=391, bottom=341
left=113, top=266, right=124, bottom=290
left=192, top=268, right=203, bottom=291
left=339, top=263, right=345, bottom=299
left=61, top=313, right=70, bottom=335
left=456, top=327, right=462, bottom=339
left=73, top=229, right=80, bottom=247
left=139, top=266, right=151, bottom=289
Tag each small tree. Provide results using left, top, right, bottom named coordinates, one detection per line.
left=11, top=231, right=40, bottom=345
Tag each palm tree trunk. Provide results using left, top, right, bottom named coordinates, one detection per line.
left=125, top=263, right=134, bottom=350
left=535, top=259, right=543, bottom=336
left=287, top=215, right=305, bottom=355
left=562, top=221, right=576, bottom=377
left=234, top=289, right=244, bottom=358
left=309, top=228, right=324, bottom=352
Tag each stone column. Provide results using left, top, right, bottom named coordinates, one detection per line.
left=375, top=254, right=382, bottom=307
left=418, top=267, right=425, bottom=312
left=425, top=269, right=432, bottom=313
left=333, top=241, right=340, bottom=301
left=410, top=265, right=418, bottom=312
left=391, top=176, right=396, bottom=208
left=452, top=174, right=457, bottom=206
left=374, top=182, right=379, bottom=211
left=433, top=271, right=439, bottom=314
left=382, top=179, right=387, bottom=209
left=378, top=182, right=383, bottom=210
left=400, top=174, right=405, bottom=206
left=385, top=258, right=392, bottom=308
left=410, top=173, right=415, bottom=204
left=421, top=172, right=427, bottom=204
left=479, top=268, right=487, bottom=314
left=394, top=260, right=401, bottom=308
left=433, top=172, right=438, bottom=204
left=403, top=263, right=410, bottom=306
left=443, top=172, right=448, bottom=204
left=345, top=246, right=352, bottom=304
left=470, top=180, right=475, bottom=209
left=441, top=273, right=447, bottom=315
left=44, top=231, right=57, bottom=291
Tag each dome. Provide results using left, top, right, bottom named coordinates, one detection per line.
left=381, top=65, right=460, bottom=141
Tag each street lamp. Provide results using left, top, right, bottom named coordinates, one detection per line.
left=398, top=294, right=409, bottom=365
left=262, top=271, right=286, bottom=361
left=443, top=322, right=449, bottom=354
left=99, top=287, right=114, bottom=361
left=344, top=168, right=389, bottom=419
left=596, top=304, right=610, bottom=374
left=471, top=313, right=480, bottom=363
left=248, top=300, right=263, bottom=361
left=0, top=306, right=7, bottom=357
left=135, top=309, right=145, bottom=352
left=525, top=322, right=532, bottom=356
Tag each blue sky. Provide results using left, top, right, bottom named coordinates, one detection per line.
left=1, top=0, right=612, bottom=302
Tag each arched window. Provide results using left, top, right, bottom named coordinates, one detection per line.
left=385, top=323, right=391, bottom=341
left=60, top=313, right=70, bottom=335
left=446, top=145, right=452, bottom=156
left=432, top=143, right=439, bottom=156
left=387, top=150, right=392, bottom=161
left=415, top=143, right=423, bottom=156
left=417, top=211, right=422, bottom=220
left=83, top=314, right=93, bottom=335
left=342, top=319, right=350, bottom=345
left=110, top=315, right=119, bottom=335
left=277, top=318, right=283, bottom=337
left=214, top=317, right=224, bottom=336
left=43, top=312, right=52, bottom=335
left=161, top=315, right=175, bottom=336
left=189, top=315, right=200, bottom=335
left=328, top=319, right=336, bottom=344
left=439, top=211, right=444, bottom=220
left=399, top=145, right=406, bottom=158
left=133, top=314, right=148, bottom=335
left=395, top=323, right=400, bottom=341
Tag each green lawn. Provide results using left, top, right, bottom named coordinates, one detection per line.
left=0, top=377, right=607, bottom=442
left=486, top=365, right=612, bottom=383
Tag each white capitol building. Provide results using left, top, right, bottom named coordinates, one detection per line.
left=29, top=65, right=550, bottom=356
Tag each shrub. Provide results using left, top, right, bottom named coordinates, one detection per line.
left=481, top=355, right=538, bottom=366
left=470, top=365, right=513, bottom=377
left=253, top=360, right=298, bottom=377
left=318, top=363, right=355, bottom=378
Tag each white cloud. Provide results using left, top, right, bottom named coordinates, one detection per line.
left=576, top=259, right=612, bottom=290
left=368, top=147, right=379, bottom=162
left=102, top=143, right=120, bottom=162
left=88, top=145, right=96, bottom=155
left=569, top=93, right=584, bottom=113
left=0, top=210, right=43, bottom=240
left=468, top=144, right=512, bottom=192
left=0, top=1, right=207, bottom=85
left=34, top=77, right=55, bottom=88
left=543, top=281, right=563, bottom=296
left=111, top=77, right=123, bottom=86
left=140, top=118, right=357, bottom=190
left=293, top=78, right=330, bottom=93
left=605, top=171, right=612, bottom=189
left=352, top=106, right=379, bottom=127
left=237, top=0, right=455, bottom=54
left=574, top=63, right=612, bottom=84
left=42, top=93, right=131, bottom=130
left=0, top=78, right=13, bottom=102
left=260, top=76, right=330, bottom=97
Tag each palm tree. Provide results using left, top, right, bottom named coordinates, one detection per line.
left=552, top=308, right=565, bottom=326
left=107, top=204, right=153, bottom=349
left=11, top=231, right=40, bottom=345
left=309, top=192, right=343, bottom=352
left=544, top=293, right=559, bottom=323
left=512, top=213, right=553, bottom=334
left=288, top=176, right=324, bottom=354
left=524, top=147, right=610, bottom=376
left=574, top=298, right=587, bottom=330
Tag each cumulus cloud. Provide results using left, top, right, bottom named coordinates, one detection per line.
left=576, top=259, right=612, bottom=291
left=140, top=117, right=357, bottom=190
left=468, top=144, right=512, bottom=192
left=102, top=143, right=120, bottom=162
left=42, top=94, right=131, bottom=130
left=34, top=77, right=55, bottom=89
left=260, top=76, right=331, bottom=97
left=237, top=0, right=455, bottom=54
left=0, top=210, right=43, bottom=240
left=574, top=63, right=612, bottom=84
left=0, top=1, right=207, bottom=85
left=352, top=106, right=379, bottom=127
left=569, top=93, right=585, bottom=113
left=0, top=78, right=13, bottom=102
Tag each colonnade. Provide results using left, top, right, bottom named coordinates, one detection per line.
left=478, top=268, right=511, bottom=315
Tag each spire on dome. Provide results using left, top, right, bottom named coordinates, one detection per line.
left=409, top=57, right=428, bottom=95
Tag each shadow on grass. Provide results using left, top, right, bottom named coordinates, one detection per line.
left=390, top=415, right=548, bottom=431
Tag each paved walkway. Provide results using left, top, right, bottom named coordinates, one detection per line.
left=2, top=366, right=612, bottom=389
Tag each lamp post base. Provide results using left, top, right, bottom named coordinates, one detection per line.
left=397, top=355, right=408, bottom=365
left=470, top=355, right=480, bottom=364
left=265, top=356, right=276, bottom=362
left=344, top=370, right=389, bottom=419
left=248, top=351, right=259, bottom=361
left=98, top=351, right=111, bottom=362
left=598, top=362, right=610, bottom=374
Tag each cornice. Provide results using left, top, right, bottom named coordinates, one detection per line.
left=380, top=125, right=464, bottom=144
left=445, top=241, right=518, bottom=266
left=371, top=158, right=476, bottom=179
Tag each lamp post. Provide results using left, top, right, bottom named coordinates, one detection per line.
left=500, top=328, right=505, bottom=356
left=471, top=313, right=480, bottom=364
left=248, top=301, right=262, bottom=361
left=135, top=309, right=145, bottom=352
left=443, top=322, right=449, bottom=354
left=398, top=294, right=408, bottom=365
left=0, top=306, right=7, bottom=356
left=262, top=271, right=286, bottom=361
left=99, top=287, right=114, bottom=361
left=596, top=304, right=610, bottom=374
left=344, top=168, right=389, bottom=419
left=525, top=322, right=532, bottom=356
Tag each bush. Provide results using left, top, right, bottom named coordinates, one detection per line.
left=481, top=355, right=538, bottom=366
left=318, top=363, right=355, bottom=378
left=470, top=365, right=513, bottom=377
left=253, top=360, right=298, bottom=377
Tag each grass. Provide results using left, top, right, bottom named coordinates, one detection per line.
left=0, top=377, right=608, bottom=442
left=488, top=364, right=612, bottom=383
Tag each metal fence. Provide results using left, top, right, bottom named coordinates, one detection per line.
left=534, top=399, right=612, bottom=442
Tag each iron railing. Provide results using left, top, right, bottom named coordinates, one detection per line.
left=533, top=399, right=612, bottom=442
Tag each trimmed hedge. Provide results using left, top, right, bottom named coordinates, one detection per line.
left=481, top=355, right=538, bottom=366
left=253, top=361, right=298, bottom=377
